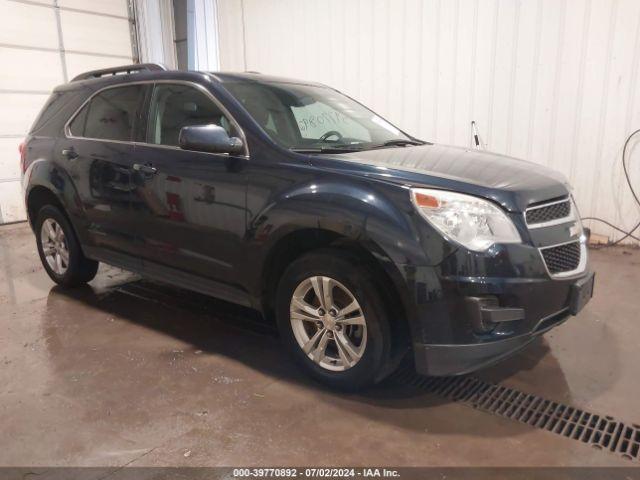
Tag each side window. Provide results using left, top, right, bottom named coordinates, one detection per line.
left=147, top=84, right=235, bottom=146
left=68, top=85, right=144, bottom=141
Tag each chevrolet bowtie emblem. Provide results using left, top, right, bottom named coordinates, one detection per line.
left=569, top=224, right=580, bottom=238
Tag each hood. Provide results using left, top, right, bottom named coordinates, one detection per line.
left=325, top=144, right=570, bottom=212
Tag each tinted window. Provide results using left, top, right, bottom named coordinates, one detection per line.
left=146, top=84, right=235, bottom=146
left=68, top=85, right=144, bottom=141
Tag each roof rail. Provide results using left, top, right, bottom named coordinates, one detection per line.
left=71, top=63, right=167, bottom=82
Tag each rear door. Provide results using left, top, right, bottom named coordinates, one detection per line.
left=60, top=83, right=148, bottom=260
left=130, top=82, right=249, bottom=299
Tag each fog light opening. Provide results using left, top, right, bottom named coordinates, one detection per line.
left=465, top=296, right=525, bottom=334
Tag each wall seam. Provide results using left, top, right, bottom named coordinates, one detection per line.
left=568, top=0, right=592, bottom=185
left=450, top=0, right=460, bottom=145
left=399, top=0, right=407, bottom=126
left=505, top=0, right=521, bottom=155
left=525, top=0, right=543, bottom=161
left=240, top=0, right=247, bottom=70
left=468, top=0, right=479, bottom=148
left=0, top=42, right=134, bottom=60
left=52, top=0, right=68, bottom=82
left=433, top=0, right=441, bottom=139
left=589, top=0, right=619, bottom=220
left=546, top=0, right=567, bottom=168
left=486, top=0, right=499, bottom=148
left=0, top=90, right=51, bottom=95
left=416, top=0, right=425, bottom=135
left=7, top=0, right=130, bottom=20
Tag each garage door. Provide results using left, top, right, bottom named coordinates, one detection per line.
left=0, top=0, right=135, bottom=224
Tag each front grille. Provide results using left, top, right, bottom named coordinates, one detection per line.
left=541, top=241, right=581, bottom=274
left=526, top=199, right=571, bottom=225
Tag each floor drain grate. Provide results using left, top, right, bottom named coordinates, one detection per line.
left=392, top=370, right=640, bottom=463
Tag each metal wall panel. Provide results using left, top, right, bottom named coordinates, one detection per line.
left=217, top=0, right=640, bottom=244
left=0, top=48, right=64, bottom=91
left=0, top=1, right=59, bottom=48
left=216, top=0, right=244, bottom=70
left=58, top=0, right=129, bottom=17
left=0, top=139, right=22, bottom=180
left=0, top=94, right=50, bottom=136
left=0, top=0, right=134, bottom=224
left=64, top=52, right=132, bottom=80
left=59, top=10, right=133, bottom=57
left=0, top=181, right=22, bottom=224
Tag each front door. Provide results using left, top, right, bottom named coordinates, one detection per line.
left=131, top=82, right=248, bottom=295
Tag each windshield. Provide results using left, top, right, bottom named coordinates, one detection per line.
left=222, top=81, right=416, bottom=152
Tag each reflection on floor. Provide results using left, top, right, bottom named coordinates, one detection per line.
left=0, top=222, right=638, bottom=467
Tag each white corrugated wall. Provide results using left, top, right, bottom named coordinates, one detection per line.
left=0, top=0, right=136, bottom=224
left=217, top=0, right=640, bottom=245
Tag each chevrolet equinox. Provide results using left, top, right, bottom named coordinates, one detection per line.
left=21, top=64, right=595, bottom=390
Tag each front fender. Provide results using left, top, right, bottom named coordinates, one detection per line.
left=250, top=178, right=420, bottom=253
left=244, top=177, right=433, bottom=321
left=247, top=179, right=372, bottom=256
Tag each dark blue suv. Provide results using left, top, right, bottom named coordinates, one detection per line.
left=21, top=64, right=594, bottom=390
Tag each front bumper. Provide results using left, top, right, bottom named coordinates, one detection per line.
left=413, top=308, right=570, bottom=376
left=407, top=261, right=595, bottom=376
left=389, top=189, right=594, bottom=376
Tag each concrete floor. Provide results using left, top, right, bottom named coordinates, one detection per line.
left=1, top=221, right=639, bottom=467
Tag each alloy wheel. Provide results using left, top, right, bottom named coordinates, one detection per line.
left=40, top=218, right=69, bottom=275
left=289, top=276, right=367, bottom=371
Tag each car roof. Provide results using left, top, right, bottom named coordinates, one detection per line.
left=57, top=64, right=329, bottom=92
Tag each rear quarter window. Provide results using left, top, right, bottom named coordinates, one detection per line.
left=30, top=91, right=84, bottom=137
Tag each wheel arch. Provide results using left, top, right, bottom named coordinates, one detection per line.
left=25, top=154, right=90, bottom=245
left=26, top=185, right=65, bottom=229
left=249, top=175, right=426, bottom=343
left=259, top=227, right=414, bottom=350
left=25, top=184, right=90, bottom=259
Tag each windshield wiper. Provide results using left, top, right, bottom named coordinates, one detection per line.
left=372, top=139, right=426, bottom=148
left=290, top=139, right=426, bottom=154
left=290, top=145, right=365, bottom=154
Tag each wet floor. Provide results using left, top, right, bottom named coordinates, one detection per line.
left=1, top=222, right=639, bottom=467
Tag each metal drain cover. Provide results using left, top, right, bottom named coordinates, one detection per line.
left=393, top=370, right=640, bottom=463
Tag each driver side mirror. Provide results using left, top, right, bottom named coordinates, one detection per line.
left=178, top=124, right=244, bottom=155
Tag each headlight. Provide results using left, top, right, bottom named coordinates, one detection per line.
left=410, top=188, right=521, bottom=252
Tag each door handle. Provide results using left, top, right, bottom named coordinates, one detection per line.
left=61, top=148, right=78, bottom=160
left=133, top=163, right=157, bottom=174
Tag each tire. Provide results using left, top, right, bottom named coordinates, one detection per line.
left=35, top=205, right=99, bottom=287
left=276, top=249, right=394, bottom=391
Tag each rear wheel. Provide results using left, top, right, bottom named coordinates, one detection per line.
left=35, top=205, right=98, bottom=287
left=276, top=250, right=393, bottom=390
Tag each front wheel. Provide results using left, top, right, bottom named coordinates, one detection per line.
left=35, top=205, right=99, bottom=287
left=276, top=250, right=393, bottom=390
